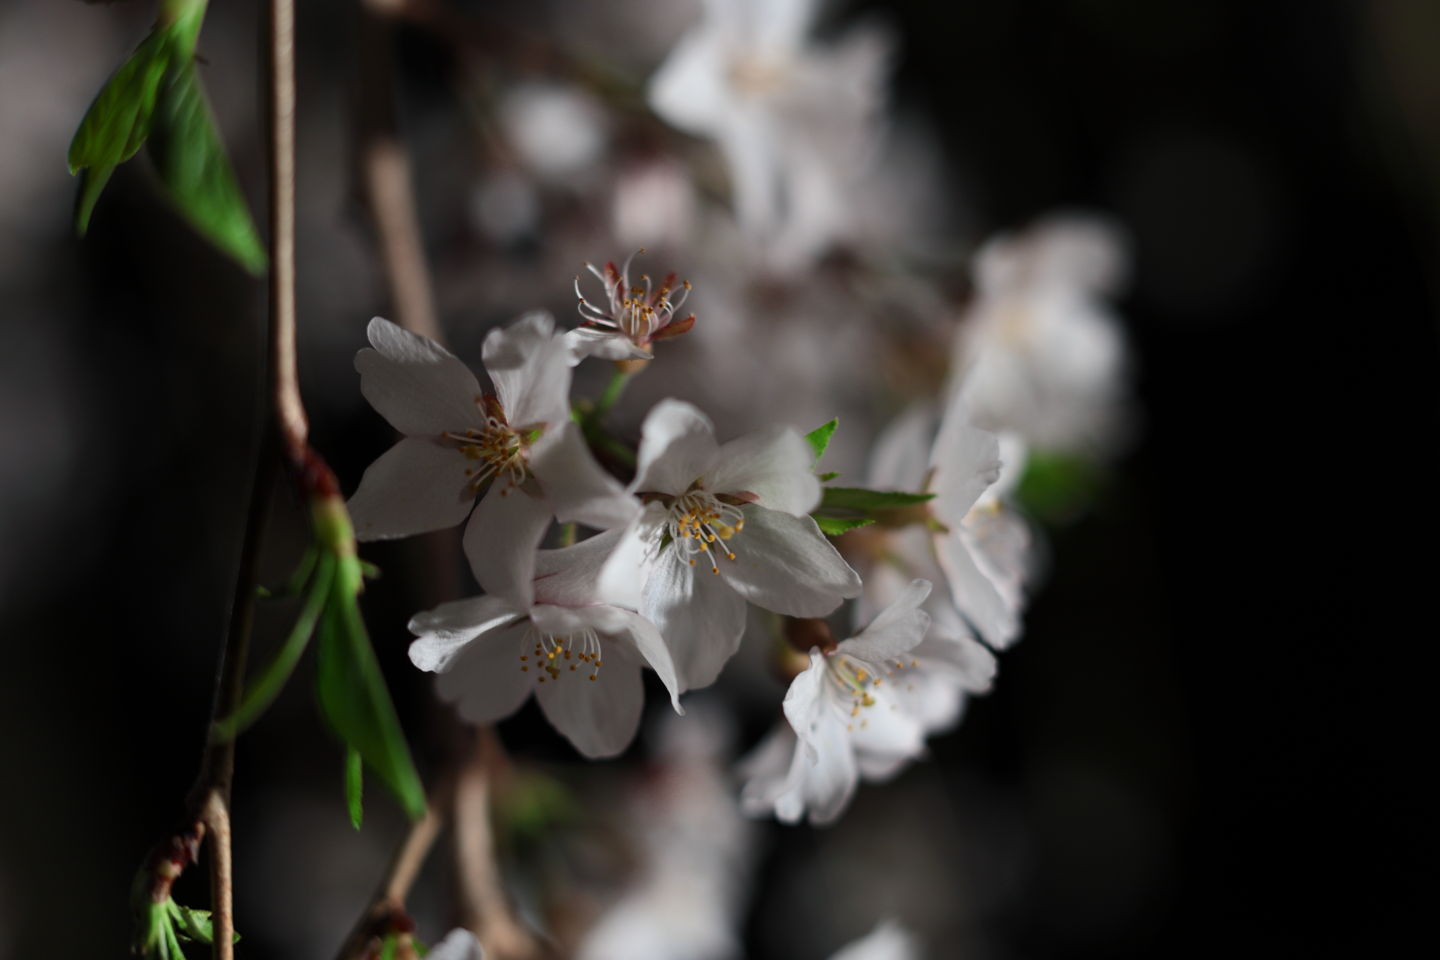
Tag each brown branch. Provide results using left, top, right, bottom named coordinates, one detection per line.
left=270, top=0, right=307, bottom=466
left=454, top=728, right=542, bottom=960
left=334, top=794, right=446, bottom=960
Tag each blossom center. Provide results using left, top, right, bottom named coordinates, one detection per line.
left=824, top=653, right=918, bottom=726
left=443, top=405, right=531, bottom=494
left=575, top=251, right=692, bottom=348
left=664, top=490, right=745, bottom=574
left=517, top=626, right=604, bottom=684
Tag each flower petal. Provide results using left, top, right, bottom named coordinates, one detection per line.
left=532, top=603, right=684, bottom=715
left=827, top=922, right=918, bottom=960
left=706, top=426, right=820, bottom=514
left=595, top=502, right=668, bottom=611
left=425, top=930, right=485, bottom=960
left=407, top=595, right=524, bottom=672
left=632, top=399, right=718, bottom=496
left=530, top=421, right=640, bottom=529
left=482, top=311, right=572, bottom=428
left=929, top=394, right=1002, bottom=525
left=642, top=544, right=747, bottom=692
left=533, top=528, right=624, bottom=606
left=935, top=529, right=1020, bottom=649
left=463, top=484, right=552, bottom=608
left=867, top=403, right=935, bottom=491
left=534, top=654, right=645, bottom=758
left=839, top=579, right=931, bottom=664
left=565, top=327, right=650, bottom=364
left=356, top=317, right=485, bottom=437
left=435, top=621, right=535, bottom=724
left=719, top=506, right=861, bottom=617
left=347, top=436, right=475, bottom=541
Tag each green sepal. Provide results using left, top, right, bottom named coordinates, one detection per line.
left=819, top=487, right=935, bottom=513
left=803, top=418, right=838, bottom=462
left=165, top=900, right=240, bottom=946
left=378, top=935, right=400, bottom=960
left=346, top=746, right=365, bottom=830
left=314, top=576, right=427, bottom=823
left=146, top=58, right=267, bottom=274
left=814, top=515, right=876, bottom=536
left=818, top=471, right=840, bottom=482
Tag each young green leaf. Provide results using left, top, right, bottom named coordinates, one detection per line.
left=818, top=471, right=840, bottom=482
left=346, top=746, right=364, bottom=830
left=819, top=486, right=935, bottom=513
left=803, top=418, right=838, bottom=462
left=314, top=580, right=427, bottom=822
left=147, top=59, right=266, bottom=274
left=814, top=515, right=876, bottom=536
left=68, top=29, right=174, bottom=234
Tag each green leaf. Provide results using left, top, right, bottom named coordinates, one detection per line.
left=214, top=552, right=334, bottom=741
left=346, top=746, right=364, bottom=830
left=378, top=935, right=399, bottom=960
left=819, top=486, right=935, bottom=513
left=814, top=515, right=876, bottom=536
left=818, top=471, right=840, bottom=482
left=315, top=576, right=427, bottom=822
left=804, top=418, right=838, bottom=462
left=147, top=58, right=266, bottom=273
left=68, top=29, right=174, bottom=234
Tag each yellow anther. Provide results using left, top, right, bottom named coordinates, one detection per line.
left=520, top=666, right=529, bottom=672
left=589, top=674, right=598, bottom=682
left=726, top=552, right=736, bottom=560
left=861, top=694, right=876, bottom=707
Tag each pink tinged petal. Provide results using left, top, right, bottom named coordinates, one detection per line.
left=839, top=579, right=932, bottom=664
left=935, top=529, right=1021, bottom=649
left=565, top=328, right=650, bottom=364
left=642, top=545, right=748, bottom=692
left=706, top=427, right=820, bottom=514
left=407, top=595, right=525, bottom=672
left=435, top=621, right=535, bottom=724
left=867, top=403, right=935, bottom=491
left=929, top=394, right=1003, bottom=526
left=347, top=437, right=475, bottom=541
left=482, top=311, right=572, bottom=428
left=529, top=421, right=640, bottom=530
left=534, top=653, right=645, bottom=758
left=356, top=317, right=485, bottom=437
left=719, top=506, right=862, bottom=617
left=632, top=399, right=719, bottom=496
left=463, top=485, right=552, bottom=608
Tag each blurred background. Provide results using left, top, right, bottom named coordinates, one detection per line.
left=1, top=0, right=1434, bottom=957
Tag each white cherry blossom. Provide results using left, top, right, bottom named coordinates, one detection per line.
left=409, top=530, right=682, bottom=760
left=601, top=399, right=861, bottom=692
left=427, top=929, right=485, bottom=960
left=739, top=580, right=946, bottom=826
left=347, top=313, right=636, bottom=551
left=953, top=214, right=1132, bottom=454
left=570, top=250, right=695, bottom=362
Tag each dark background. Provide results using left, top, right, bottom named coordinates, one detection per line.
left=1, top=0, right=1435, bottom=957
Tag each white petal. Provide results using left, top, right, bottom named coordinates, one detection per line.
left=827, top=922, right=918, bottom=960
left=529, top=421, right=639, bottom=529
left=738, top=724, right=803, bottom=819
left=929, top=394, right=1002, bottom=526
left=435, top=621, right=534, bottom=724
left=533, top=528, right=625, bottom=607
left=646, top=22, right=729, bottom=138
left=407, top=595, right=524, bottom=672
left=425, top=929, right=485, bottom=960
left=867, top=403, right=935, bottom=491
left=356, top=317, right=485, bottom=438
left=839, top=579, right=932, bottom=663
left=565, top=327, right=650, bottom=364
left=631, top=399, right=718, bottom=496
left=534, top=655, right=645, bottom=758
left=642, top=545, right=747, bottom=692
left=781, top=650, right=830, bottom=754
left=848, top=692, right=927, bottom=771
left=719, top=506, right=861, bottom=617
left=482, top=311, right=572, bottom=428
left=463, top=485, right=552, bottom=608
left=595, top=503, right=667, bottom=611
left=706, top=426, right=820, bottom=514
left=935, top=530, right=1020, bottom=649
left=347, top=437, right=474, bottom=541
left=780, top=660, right=859, bottom=826
left=529, top=603, right=682, bottom=714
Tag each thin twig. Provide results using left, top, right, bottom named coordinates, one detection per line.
left=356, top=0, right=441, bottom=343
left=455, top=728, right=541, bottom=960
left=270, top=0, right=307, bottom=464
left=334, top=795, right=447, bottom=960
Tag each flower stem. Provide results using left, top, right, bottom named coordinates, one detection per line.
left=594, top=366, right=632, bottom=421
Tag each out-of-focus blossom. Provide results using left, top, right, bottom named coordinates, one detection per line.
left=611, top=156, right=699, bottom=250
left=347, top=314, right=635, bottom=551
left=953, top=215, right=1132, bottom=454
left=647, top=0, right=892, bottom=268
left=602, top=399, right=861, bottom=691
left=570, top=250, right=696, bottom=362
left=860, top=395, right=1032, bottom=649
left=410, top=531, right=682, bottom=759
left=577, top=705, right=755, bottom=960
left=428, top=929, right=486, bottom=960
left=740, top=581, right=944, bottom=825
left=827, top=921, right=919, bottom=960
left=499, top=81, right=608, bottom=182
left=470, top=170, right=541, bottom=245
